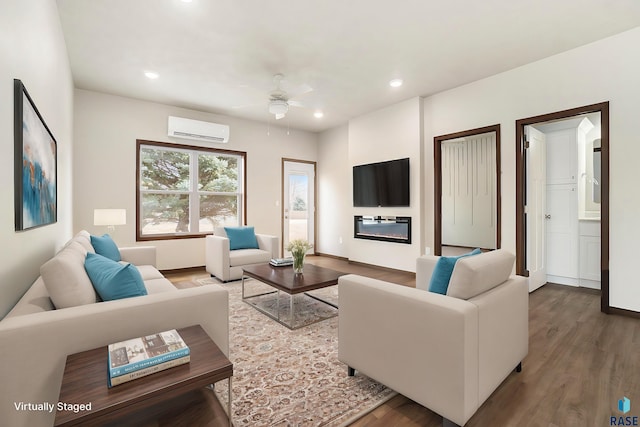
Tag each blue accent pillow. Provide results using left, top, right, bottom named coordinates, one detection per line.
left=91, top=234, right=121, bottom=262
left=84, top=253, right=147, bottom=301
left=224, top=226, right=259, bottom=250
left=428, top=248, right=482, bottom=295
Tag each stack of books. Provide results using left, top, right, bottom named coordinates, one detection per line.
left=107, top=329, right=190, bottom=387
left=270, top=257, right=293, bottom=267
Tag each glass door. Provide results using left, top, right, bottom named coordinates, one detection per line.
left=282, top=160, right=315, bottom=256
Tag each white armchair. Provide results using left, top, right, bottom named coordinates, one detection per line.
left=338, top=250, right=528, bottom=426
left=205, top=227, right=279, bottom=282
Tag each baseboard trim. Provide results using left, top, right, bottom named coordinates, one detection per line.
left=608, top=306, right=640, bottom=319
left=314, top=252, right=349, bottom=262
left=346, top=259, right=415, bottom=276
left=313, top=253, right=415, bottom=276
left=160, top=266, right=205, bottom=275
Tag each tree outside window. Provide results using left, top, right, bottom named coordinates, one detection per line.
left=137, top=140, right=245, bottom=240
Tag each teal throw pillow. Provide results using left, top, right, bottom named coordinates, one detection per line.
left=428, top=248, right=482, bottom=295
left=84, top=253, right=147, bottom=301
left=90, top=234, right=121, bottom=262
left=224, top=226, right=259, bottom=250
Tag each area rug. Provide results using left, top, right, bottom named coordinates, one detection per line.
left=195, top=278, right=397, bottom=427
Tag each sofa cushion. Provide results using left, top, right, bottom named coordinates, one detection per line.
left=428, top=248, right=481, bottom=295
left=91, top=234, right=121, bottom=261
left=447, top=250, right=516, bottom=300
left=85, top=253, right=147, bottom=301
left=229, top=248, right=272, bottom=267
left=40, top=241, right=98, bottom=309
left=224, top=226, right=259, bottom=250
left=144, top=278, right=179, bottom=294
left=69, top=230, right=95, bottom=254
left=135, top=265, right=165, bottom=281
left=214, top=226, right=228, bottom=237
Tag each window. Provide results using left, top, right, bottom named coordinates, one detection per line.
left=136, top=140, right=246, bottom=240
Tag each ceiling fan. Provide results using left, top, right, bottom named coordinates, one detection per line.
left=267, top=74, right=312, bottom=120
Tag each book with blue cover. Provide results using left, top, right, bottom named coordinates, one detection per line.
left=108, top=355, right=190, bottom=387
left=108, top=329, right=190, bottom=379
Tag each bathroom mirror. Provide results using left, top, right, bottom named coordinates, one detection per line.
left=434, top=124, right=500, bottom=256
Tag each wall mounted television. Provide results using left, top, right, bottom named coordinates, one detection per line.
left=353, top=158, right=410, bottom=207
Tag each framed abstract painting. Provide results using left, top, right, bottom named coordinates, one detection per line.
left=14, top=79, right=57, bottom=231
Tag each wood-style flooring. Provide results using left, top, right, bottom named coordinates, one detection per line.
left=158, top=256, right=640, bottom=427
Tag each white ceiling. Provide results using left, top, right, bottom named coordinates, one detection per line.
left=56, top=0, right=640, bottom=133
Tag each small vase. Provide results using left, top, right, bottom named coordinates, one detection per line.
left=292, top=251, right=305, bottom=274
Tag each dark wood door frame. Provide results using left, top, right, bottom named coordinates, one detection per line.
left=515, top=102, right=610, bottom=313
left=434, top=124, right=501, bottom=256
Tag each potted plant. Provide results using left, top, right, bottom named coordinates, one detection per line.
left=286, top=239, right=313, bottom=274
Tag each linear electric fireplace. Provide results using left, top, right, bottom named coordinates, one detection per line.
left=354, top=216, right=411, bottom=244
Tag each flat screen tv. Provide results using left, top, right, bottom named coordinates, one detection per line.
left=353, top=158, right=410, bottom=207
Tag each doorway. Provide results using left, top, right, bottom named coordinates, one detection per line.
left=282, top=159, right=316, bottom=256
left=515, top=102, right=610, bottom=312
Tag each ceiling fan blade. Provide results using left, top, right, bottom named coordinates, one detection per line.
left=294, top=83, right=313, bottom=96
left=288, top=100, right=305, bottom=108
left=275, top=113, right=286, bottom=120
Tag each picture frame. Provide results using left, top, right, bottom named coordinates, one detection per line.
left=14, top=79, right=57, bottom=231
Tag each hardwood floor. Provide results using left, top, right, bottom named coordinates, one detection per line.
left=162, top=256, right=640, bottom=427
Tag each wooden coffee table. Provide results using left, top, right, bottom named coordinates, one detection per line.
left=54, top=325, right=232, bottom=426
left=242, top=263, right=345, bottom=329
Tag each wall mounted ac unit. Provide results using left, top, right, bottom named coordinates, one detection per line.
left=168, top=116, right=230, bottom=143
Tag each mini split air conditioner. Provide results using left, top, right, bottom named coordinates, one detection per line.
left=168, top=116, right=230, bottom=143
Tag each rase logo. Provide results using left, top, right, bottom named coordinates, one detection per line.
left=611, top=397, right=638, bottom=426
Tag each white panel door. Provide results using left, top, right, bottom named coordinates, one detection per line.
left=546, top=184, right=579, bottom=281
left=525, top=126, right=547, bottom=292
left=545, top=129, right=577, bottom=185
left=283, top=160, right=315, bottom=256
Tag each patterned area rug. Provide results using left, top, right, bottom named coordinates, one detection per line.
left=195, top=278, right=396, bottom=427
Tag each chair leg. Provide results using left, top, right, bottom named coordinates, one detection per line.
left=515, top=362, right=522, bottom=372
left=443, top=417, right=461, bottom=427
left=347, top=366, right=355, bottom=376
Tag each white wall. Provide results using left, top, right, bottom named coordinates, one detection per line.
left=422, top=27, right=640, bottom=312
left=348, top=97, right=423, bottom=272
left=317, top=124, right=350, bottom=257
left=0, top=0, right=74, bottom=318
left=73, top=90, right=318, bottom=270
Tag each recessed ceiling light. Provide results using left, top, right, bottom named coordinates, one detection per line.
left=389, top=78, right=403, bottom=88
left=181, top=0, right=193, bottom=3
left=314, top=111, right=324, bottom=119
left=144, top=71, right=159, bottom=79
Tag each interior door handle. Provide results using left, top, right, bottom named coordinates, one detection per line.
left=545, top=214, right=551, bottom=219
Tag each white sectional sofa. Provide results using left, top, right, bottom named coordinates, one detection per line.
left=0, top=231, right=229, bottom=427
left=338, top=250, right=528, bottom=427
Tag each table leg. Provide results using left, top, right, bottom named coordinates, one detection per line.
left=228, top=376, right=232, bottom=427
left=290, top=293, right=295, bottom=327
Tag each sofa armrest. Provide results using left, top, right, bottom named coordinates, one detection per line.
left=119, top=246, right=156, bottom=267
left=416, top=255, right=440, bottom=291
left=256, top=233, right=279, bottom=259
left=468, top=275, right=528, bottom=403
left=338, top=274, right=479, bottom=426
left=0, top=285, right=228, bottom=427
left=205, top=235, right=231, bottom=281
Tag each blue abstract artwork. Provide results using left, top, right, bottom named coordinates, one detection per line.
left=14, top=80, right=57, bottom=230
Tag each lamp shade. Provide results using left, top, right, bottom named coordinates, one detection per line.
left=94, top=209, right=126, bottom=226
